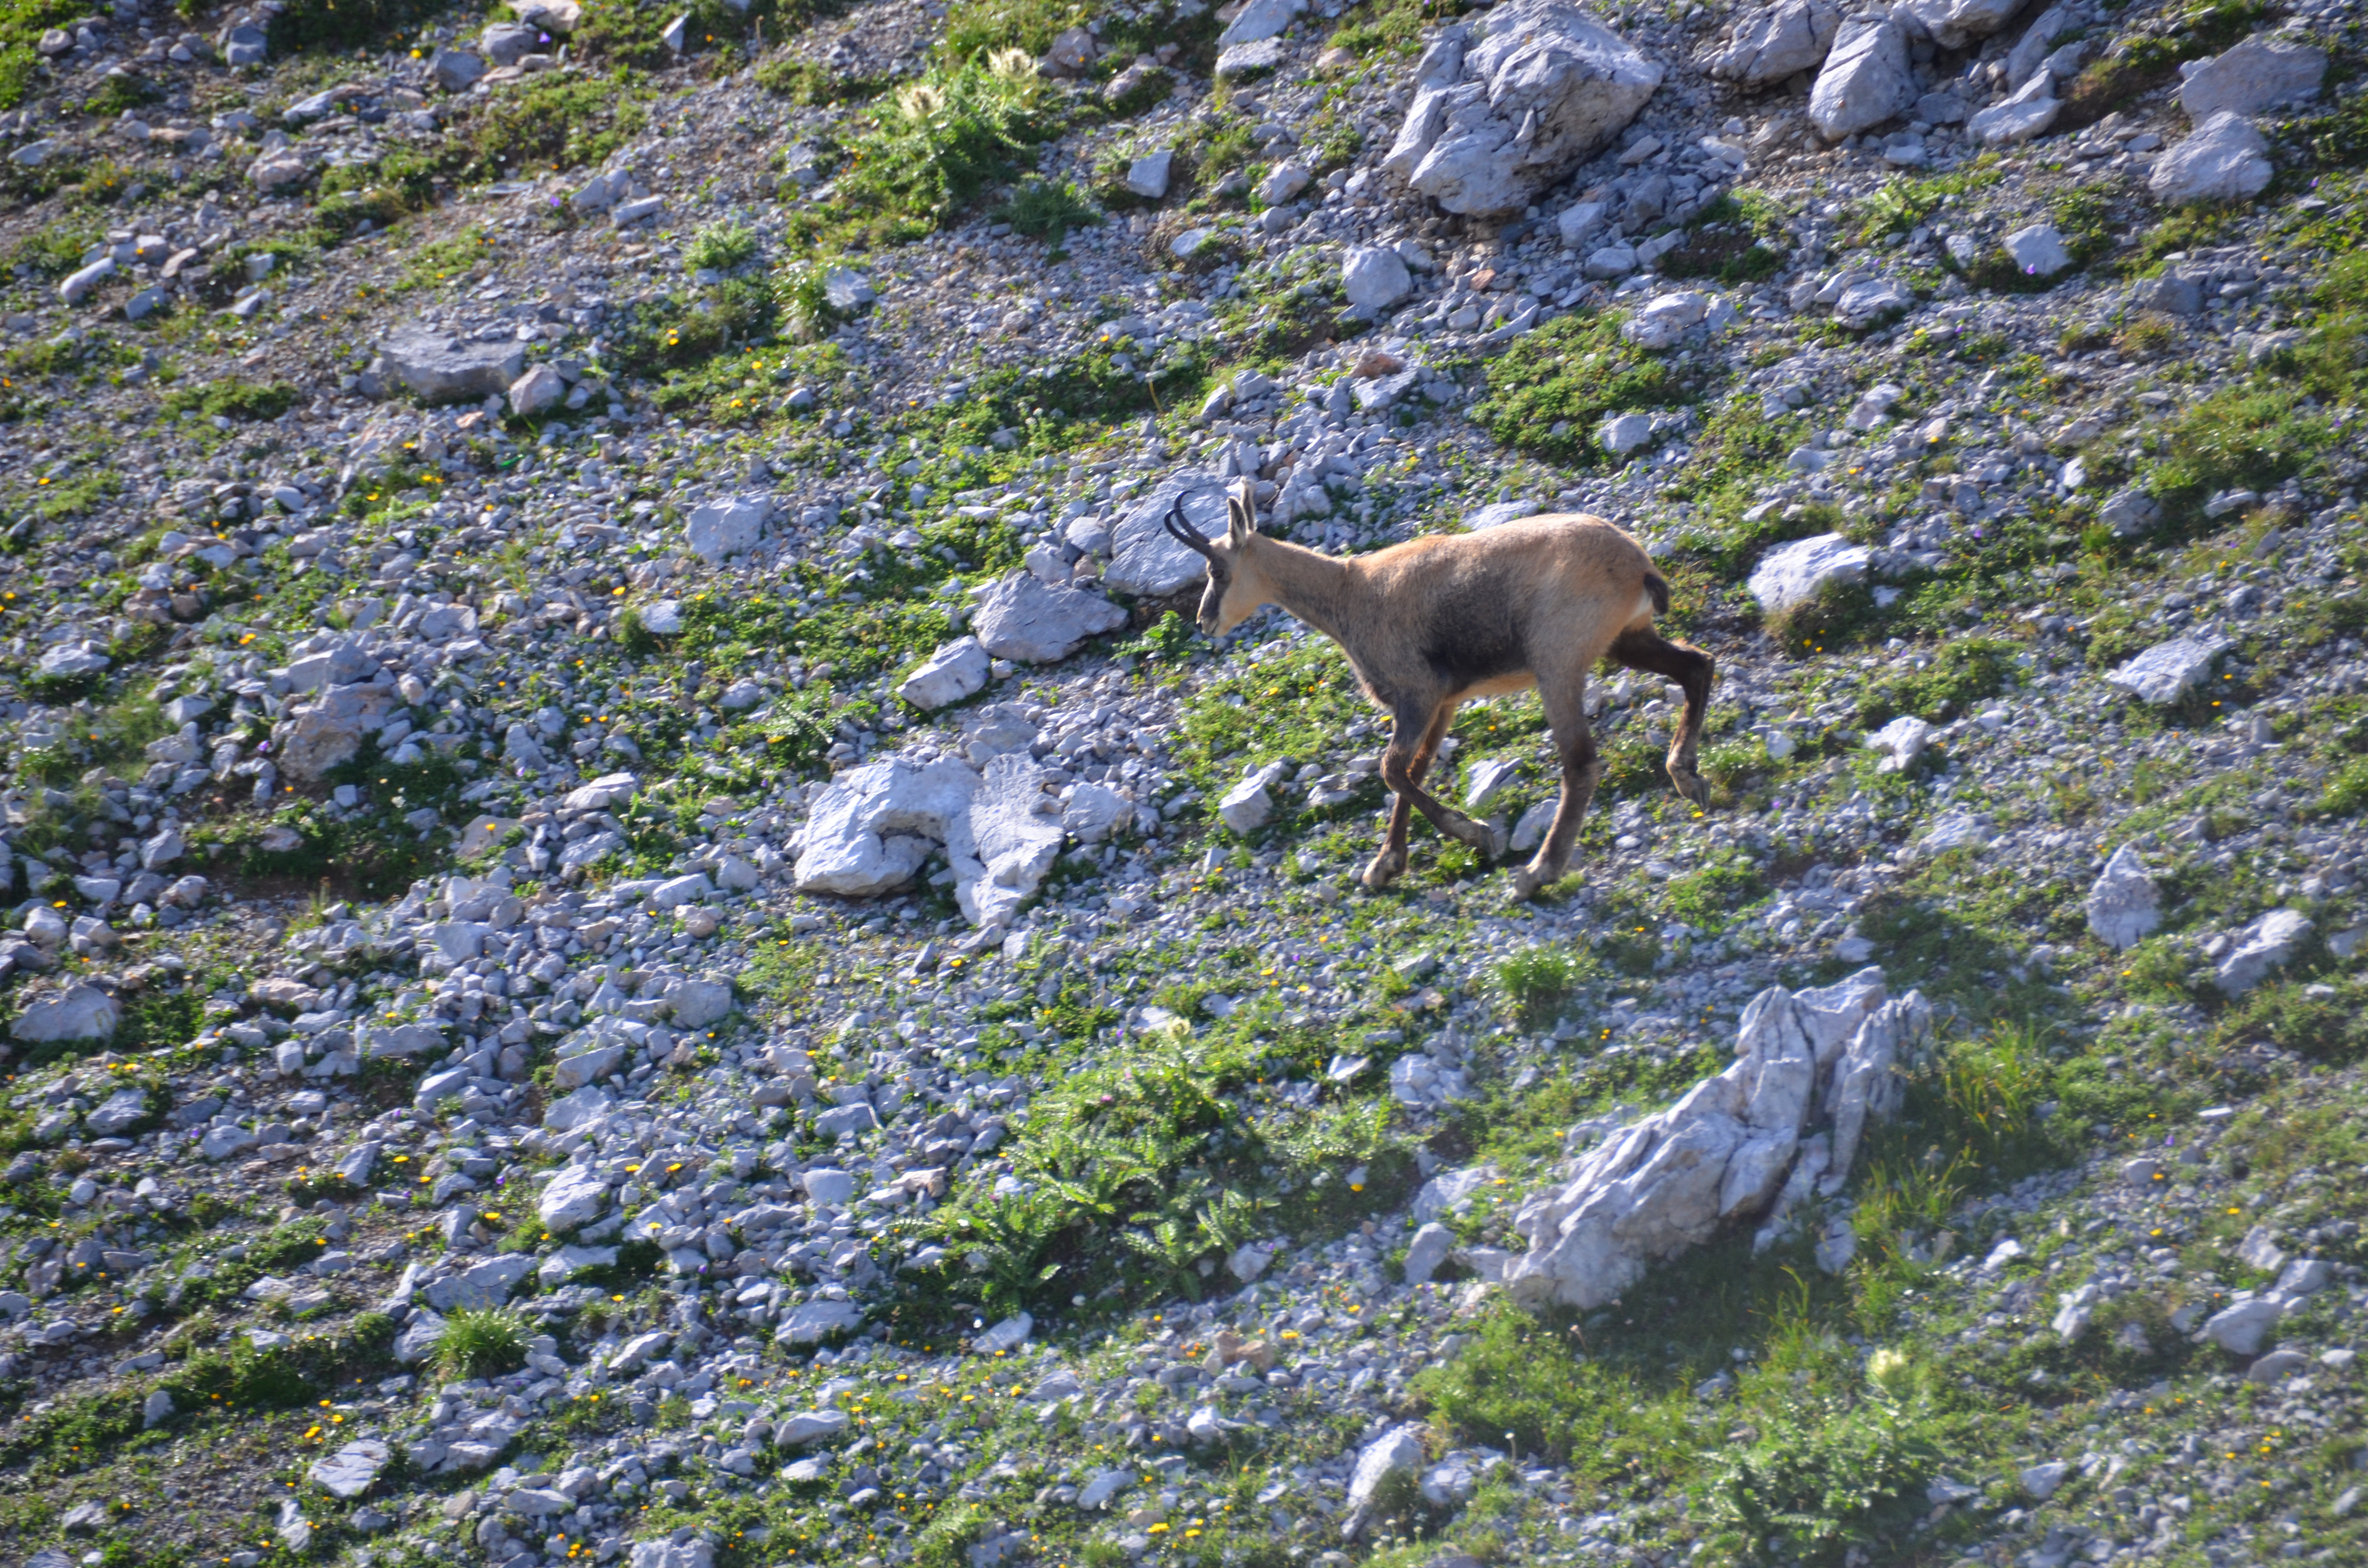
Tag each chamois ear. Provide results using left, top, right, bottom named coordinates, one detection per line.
left=1228, top=474, right=1259, bottom=545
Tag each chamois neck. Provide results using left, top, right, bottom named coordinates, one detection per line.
left=1247, top=536, right=1364, bottom=644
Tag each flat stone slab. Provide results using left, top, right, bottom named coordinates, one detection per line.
left=2104, top=635, right=2228, bottom=703
left=381, top=329, right=525, bottom=404
left=309, top=1438, right=392, bottom=1499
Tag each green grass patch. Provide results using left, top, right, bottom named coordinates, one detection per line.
left=1469, top=309, right=1705, bottom=469
left=1855, top=637, right=2016, bottom=727
left=893, top=1028, right=1408, bottom=1324
left=159, top=377, right=302, bottom=423
left=447, top=70, right=649, bottom=184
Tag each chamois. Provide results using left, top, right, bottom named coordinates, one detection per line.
left=1164, top=478, right=1714, bottom=898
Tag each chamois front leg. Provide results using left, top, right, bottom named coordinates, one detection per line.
left=1374, top=701, right=1499, bottom=868
left=1362, top=700, right=1455, bottom=890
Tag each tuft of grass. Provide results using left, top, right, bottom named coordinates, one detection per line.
left=436, top=1306, right=529, bottom=1380
left=447, top=71, right=648, bottom=184
left=993, top=178, right=1102, bottom=248
left=941, top=0, right=1094, bottom=60
left=1855, top=638, right=2016, bottom=728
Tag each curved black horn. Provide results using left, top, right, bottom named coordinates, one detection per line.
left=1162, top=497, right=1215, bottom=558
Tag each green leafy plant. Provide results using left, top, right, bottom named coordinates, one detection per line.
left=686, top=222, right=761, bottom=272
left=159, top=378, right=302, bottom=423
left=836, top=49, right=1059, bottom=227
left=1494, top=946, right=1578, bottom=1026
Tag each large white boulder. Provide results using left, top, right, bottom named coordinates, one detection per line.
left=1747, top=532, right=1870, bottom=614
left=538, top=1164, right=612, bottom=1233
left=685, top=496, right=769, bottom=564
left=2001, top=3, right=2072, bottom=89
left=2085, top=844, right=2160, bottom=950
left=793, top=757, right=979, bottom=897
left=946, top=753, right=1067, bottom=932
left=1343, top=1425, right=1429, bottom=1538
left=381, top=328, right=525, bottom=404
left=2149, top=110, right=2273, bottom=205
left=1968, top=70, right=2060, bottom=147
left=1831, top=276, right=1912, bottom=329
left=1710, top=0, right=1841, bottom=86
left=11, top=984, right=120, bottom=1043
left=970, top=571, right=1127, bottom=663
left=2180, top=35, right=2325, bottom=119
left=1621, top=291, right=1710, bottom=349
left=1895, top=0, right=2024, bottom=49
left=309, top=1439, right=391, bottom=1500
left=1807, top=15, right=1916, bottom=141
left=1381, top=0, right=1662, bottom=216
left=2001, top=222, right=2073, bottom=278
left=1505, top=971, right=1931, bottom=1310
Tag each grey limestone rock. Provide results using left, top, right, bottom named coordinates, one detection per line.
left=2149, top=111, right=2272, bottom=205
left=1895, top=0, right=2025, bottom=49
left=793, top=757, right=978, bottom=898
left=2105, top=635, right=2230, bottom=704
left=1747, top=532, right=1870, bottom=613
left=1381, top=0, right=1663, bottom=216
left=2085, top=845, right=2161, bottom=950
left=1106, top=468, right=1229, bottom=597
left=12, top=984, right=121, bottom=1044
left=1807, top=15, right=1916, bottom=142
left=380, top=328, right=524, bottom=404
left=1505, top=971, right=1931, bottom=1309
left=309, top=1439, right=392, bottom=1500
left=1711, top=0, right=1841, bottom=86
left=2180, top=35, right=2326, bottom=119
left=684, top=496, right=769, bottom=564
left=970, top=571, right=1127, bottom=663
left=2215, top=909, right=2312, bottom=995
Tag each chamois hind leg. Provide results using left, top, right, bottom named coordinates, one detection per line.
left=1606, top=627, right=1716, bottom=808
left=1362, top=699, right=1455, bottom=890
left=1512, top=670, right=1603, bottom=901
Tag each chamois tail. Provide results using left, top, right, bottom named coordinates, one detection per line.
left=1643, top=567, right=1669, bottom=618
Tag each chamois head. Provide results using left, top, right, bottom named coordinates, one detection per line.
left=1163, top=476, right=1267, bottom=637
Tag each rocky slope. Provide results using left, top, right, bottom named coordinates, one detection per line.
left=0, top=0, right=2366, bottom=1565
